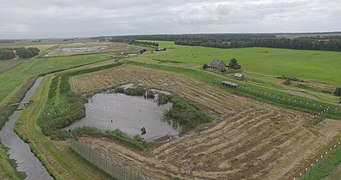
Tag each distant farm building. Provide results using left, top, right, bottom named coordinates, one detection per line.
left=234, top=73, right=245, bottom=81
left=156, top=48, right=166, bottom=51
left=211, top=60, right=226, bottom=72
left=221, top=81, right=239, bottom=88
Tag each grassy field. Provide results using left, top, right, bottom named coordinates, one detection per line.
left=0, top=53, right=110, bottom=105
left=124, top=61, right=341, bottom=119
left=153, top=41, right=341, bottom=86
left=0, top=59, right=23, bottom=74
left=0, top=53, right=111, bottom=179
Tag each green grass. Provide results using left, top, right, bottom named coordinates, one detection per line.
left=0, top=59, right=24, bottom=74
left=0, top=144, right=26, bottom=180
left=38, top=62, right=123, bottom=139
left=127, top=61, right=341, bottom=119
left=153, top=41, right=341, bottom=86
left=164, top=96, right=212, bottom=132
left=15, top=75, right=111, bottom=179
left=304, top=146, right=341, bottom=180
left=0, top=53, right=110, bottom=104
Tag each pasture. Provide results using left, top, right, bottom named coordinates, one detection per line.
left=153, top=41, right=341, bottom=86
left=0, top=59, right=23, bottom=74
left=0, top=53, right=110, bottom=104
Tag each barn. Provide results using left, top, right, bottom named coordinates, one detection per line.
left=211, top=60, right=226, bottom=72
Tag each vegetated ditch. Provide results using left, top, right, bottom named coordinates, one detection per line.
left=0, top=77, right=53, bottom=180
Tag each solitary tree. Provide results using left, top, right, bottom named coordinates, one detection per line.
left=228, top=58, right=241, bottom=70
left=202, top=63, right=209, bottom=70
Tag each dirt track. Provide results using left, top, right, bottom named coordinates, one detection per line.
left=71, top=66, right=341, bottom=179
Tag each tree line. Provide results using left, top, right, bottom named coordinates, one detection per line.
left=175, top=37, right=341, bottom=51
left=0, top=47, right=40, bottom=60
left=110, top=39, right=159, bottom=47
left=94, top=33, right=341, bottom=52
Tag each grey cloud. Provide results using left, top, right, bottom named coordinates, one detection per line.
left=0, top=0, right=340, bottom=39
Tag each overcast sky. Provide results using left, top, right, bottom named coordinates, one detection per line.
left=1, top=0, right=340, bottom=39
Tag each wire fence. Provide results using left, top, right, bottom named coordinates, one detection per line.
left=70, top=139, right=147, bottom=180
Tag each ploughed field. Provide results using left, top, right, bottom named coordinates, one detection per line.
left=70, top=66, right=341, bottom=179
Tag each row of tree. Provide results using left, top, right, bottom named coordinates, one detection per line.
left=101, top=33, right=276, bottom=42
left=0, top=47, right=40, bottom=60
left=111, top=39, right=159, bottom=47
left=175, top=37, right=341, bottom=51
left=96, top=33, right=341, bottom=52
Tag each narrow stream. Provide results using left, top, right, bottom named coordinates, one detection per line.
left=0, top=77, right=53, bottom=180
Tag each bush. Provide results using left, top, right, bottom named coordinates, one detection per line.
left=283, top=79, right=291, bottom=85
left=114, top=87, right=125, bottom=93
left=334, top=88, right=341, bottom=96
left=125, top=86, right=146, bottom=96
left=163, top=96, right=212, bottom=132
left=202, top=64, right=209, bottom=70
left=144, top=90, right=155, bottom=99
left=157, top=94, right=172, bottom=105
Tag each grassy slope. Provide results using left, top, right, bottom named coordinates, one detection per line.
left=0, top=53, right=110, bottom=104
left=0, top=144, right=24, bottom=180
left=15, top=75, right=109, bottom=180
left=153, top=41, right=341, bottom=86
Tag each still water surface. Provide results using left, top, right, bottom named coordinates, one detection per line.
left=66, top=93, right=180, bottom=140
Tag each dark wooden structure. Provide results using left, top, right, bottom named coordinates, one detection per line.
left=221, top=81, right=239, bottom=88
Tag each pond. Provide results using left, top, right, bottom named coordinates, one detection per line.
left=66, top=92, right=180, bottom=140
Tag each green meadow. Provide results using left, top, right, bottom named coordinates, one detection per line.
left=154, top=41, right=341, bottom=86
left=0, top=53, right=110, bottom=104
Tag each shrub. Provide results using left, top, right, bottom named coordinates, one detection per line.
left=125, top=87, right=146, bottom=96
left=202, top=64, right=209, bottom=70
left=157, top=94, right=172, bottom=105
left=334, top=88, right=341, bottom=96
left=114, top=87, right=125, bottom=93
left=283, top=79, right=291, bottom=85
left=163, top=96, right=212, bottom=132
left=144, top=90, right=155, bottom=99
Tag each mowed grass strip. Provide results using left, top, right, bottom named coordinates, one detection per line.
left=153, top=41, right=341, bottom=85
left=304, top=146, right=341, bottom=180
left=15, top=75, right=109, bottom=180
